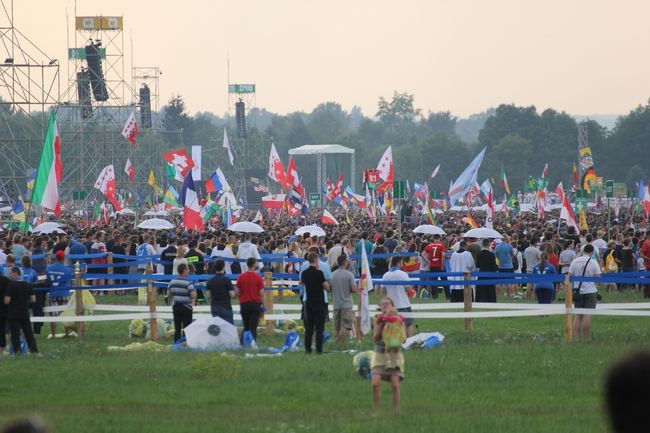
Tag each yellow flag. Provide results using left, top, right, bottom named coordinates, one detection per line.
left=579, top=206, right=588, bottom=231
left=147, top=170, right=158, bottom=193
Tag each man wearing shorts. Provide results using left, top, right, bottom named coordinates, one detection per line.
left=45, top=250, right=74, bottom=338
left=330, top=255, right=357, bottom=349
left=382, top=256, right=414, bottom=337
left=569, top=244, right=601, bottom=341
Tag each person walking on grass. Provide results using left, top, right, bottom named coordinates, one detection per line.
left=382, top=256, right=414, bottom=337
left=236, top=257, right=265, bottom=344
left=300, top=252, right=330, bottom=354
left=4, top=266, right=38, bottom=355
left=532, top=252, right=556, bottom=304
left=371, top=297, right=405, bottom=412
left=568, top=244, right=601, bottom=341
left=167, top=263, right=196, bottom=343
left=330, top=254, right=356, bottom=349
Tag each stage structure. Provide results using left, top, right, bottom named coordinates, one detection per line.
left=0, top=0, right=61, bottom=202
left=288, top=144, right=355, bottom=207
left=58, top=12, right=180, bottom=211
left=200, top=82, right=265, bottom=206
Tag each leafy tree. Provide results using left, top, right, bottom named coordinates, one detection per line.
left=161, top=95, right=193, bottom=145
left=376, top=91, right=421, bottom=126
left=423, top=111, right=457, bottom=136
left=307, top=102, right=349, bottom=143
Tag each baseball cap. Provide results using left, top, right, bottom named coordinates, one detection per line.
left=55, top=250, right=65, bottom=260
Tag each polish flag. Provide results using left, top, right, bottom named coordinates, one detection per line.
left=121, top=112, right=138, bottom=147
left=261, top=194, right=286, bottom=209
left=124, top=158, right=135, bottom=183
left=94, top=165, right=121, bottom=211
left=321, top=209, right=339, bottom=225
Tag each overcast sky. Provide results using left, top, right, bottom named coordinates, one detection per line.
left=6, top=0, right=650, bottom=117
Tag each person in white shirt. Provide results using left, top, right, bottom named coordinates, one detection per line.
left=568, top=244, right=601, bottom=341
left=449, top=240, right=476, bottom=303
left=382, top=256, right=414, bottom=337
left=236, top=233, right=261, bottom=272
left=211, top=236, right=234, bottom=274
left=524, top=237, right=542, bottom=300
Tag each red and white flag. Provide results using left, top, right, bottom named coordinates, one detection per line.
left=321, top=209, right=339, bottom=225
left=124, top=158, right=135, bottom=183
left=163, top=149, right=195, bottom=181
left=559, top=183, right=578, bottom=231
left=375, top=145, right=394, bottom=192
left=94, top=165, right=121, bottom=211
left=121, top=112, right=138, bottom=147
left=252, top=210, right=264, bottom=225
left=261, top=194, right=286, bottom=209
left=268, top=143, right=287, bottom=187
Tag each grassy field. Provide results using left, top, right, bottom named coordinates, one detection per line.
left=1, top=290, right=649, bottom=433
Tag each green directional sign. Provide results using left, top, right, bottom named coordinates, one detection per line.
left=393, top=180, right=405, bottom=199
left=228, top=84, right=256, bottom=93
left=309, top=192, right=321, bottom=202
left=605, top=180, right=614, bottom=198
left=72, top=191, right=87, bottom=200
left=68, top=47, right=106, bottom=60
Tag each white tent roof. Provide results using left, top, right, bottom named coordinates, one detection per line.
left=288, top=144, right=354, bottom=155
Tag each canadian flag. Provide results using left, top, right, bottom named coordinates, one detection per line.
left=121, top=112, right=138, bottom=147
left=124, top=158, right=135, bottom=183
left=321, top=209, right=339, bottom=225
left=94, top=165, right=121, bottom=211
left=163, top=149, right=195, bottom=181
left=268, top=143, right=287, bottom=187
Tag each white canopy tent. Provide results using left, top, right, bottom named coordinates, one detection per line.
left=288, top=144, right=355, bottom=207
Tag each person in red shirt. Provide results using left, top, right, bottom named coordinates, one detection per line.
left=236, top=257, right=265, bottom=343
left=641, top=232, right=650, bottom=298
left=423, top=234, right=447, bottom=299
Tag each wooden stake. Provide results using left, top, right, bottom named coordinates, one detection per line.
left=464, top=272, right=473, bottom=333
left=564, top=273, right=573, bottom=343
left=73, top=262, right=85, bottom=337
left=107, top=252, right=114, bottom=286
left=264, top=271, right=275, bottom=335
left=146, top=263, right=157, bottom=342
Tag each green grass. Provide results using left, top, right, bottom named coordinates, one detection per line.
left=1, top=290, right=649, bottom=433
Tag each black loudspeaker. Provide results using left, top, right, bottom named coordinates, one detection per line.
left=76, top=69, right=92, bottom=119
left=85, top=42, right=108, bottom=101
left=235, top=99, right=246, bottom=138
left=139, top=84, right=152, bottom=128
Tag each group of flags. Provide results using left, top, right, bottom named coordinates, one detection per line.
left=17, top=107, right=650, bottom=234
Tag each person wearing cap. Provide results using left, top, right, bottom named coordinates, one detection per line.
left=45, top=250, right=74, bottom=338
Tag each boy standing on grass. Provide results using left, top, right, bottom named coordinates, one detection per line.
left=330, top=254, right=356, bottom=349
left=167, top=263, right=196, bottom=343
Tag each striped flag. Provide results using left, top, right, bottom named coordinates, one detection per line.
left=31, top=111, right=62, bottom=216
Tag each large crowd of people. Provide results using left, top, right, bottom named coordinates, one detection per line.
left=0, top=204, right=649, bottom=357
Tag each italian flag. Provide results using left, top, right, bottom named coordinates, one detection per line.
left=31, top=111, right=62, bottom=216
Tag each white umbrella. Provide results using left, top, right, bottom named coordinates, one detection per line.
left=33, top=222, right=65, bottom=234
left=463, top=227, right=503, bottom=239
left=227, top=221, right=264, bottom=233
left=117, top=208, right=135, bottom=215
left=184, top=316, right=240, bottom=349
left=412, top=224, right=446, bottom=235
left=137, top=218, right=174, bottom=230
left=295, top=225, right=326, bottom=237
